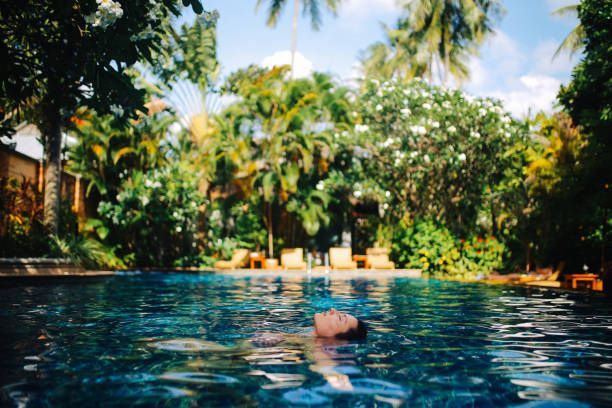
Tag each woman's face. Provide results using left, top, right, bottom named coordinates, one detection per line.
left=313, top=308, right=358, bottom=338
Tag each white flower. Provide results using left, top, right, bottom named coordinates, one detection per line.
left=354, top=124, right=369, bottom=133
left=422, top=103, right=432, bottom=110
left=375, top=104, right=383, bottom=112
left=403, top=89, right=410, bottom=96
left=385, top=190, right=391, bottom=197
left=141, top=196, right=150, bottom=206
left=458, top=153, right=467, bottom=162
left=86, top=0, right=124, bottom=29
left=442, top=101, right=451, bottom=109
left=478, top=108, right=487, bottom=116
left=410, top=151, right=419, bottom=159
left=400, top=108, right=411, bottom=116
left=470, top=131, right=481, bottom=139
left=354, top=190, right=362, bottom=198
left=376, top=90, right=383, bottom=97
left=383, top=203, right=389, bottom=210
left=176, top=226, right=182, bottom=233
left=501, top=115, right=511, bottom=124
left=394, top=158, right=401, bottom=167
left=351, top=111, right=358, bottom=117
left=153, top=181, right=162, bottom=188
left=411, top=125, right=427, bottom=136
left=173, top=211, right=179, bottom=218
left=316, top=181, right=325, bottom=191
left=423, top=154, right=431, bottom=163
left=447, top=125, right=457, bottom=133
left=431, top=121, right=440, bottom=129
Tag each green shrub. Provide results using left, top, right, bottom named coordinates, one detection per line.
left=392, top=218, right=506, bottom=279
left=97, top=160, right=206, bottom=267
left=392, top=219, right=459, bottom=274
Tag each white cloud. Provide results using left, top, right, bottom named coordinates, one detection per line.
left=261, top=50, right=313, bottom=79
left=486, top=30, right=525, bottom=75
left=341, top=0, right=400, bottom=17
left=465, top=31, right=567, bottom=117
left=488, top=74, right=561, bottom=117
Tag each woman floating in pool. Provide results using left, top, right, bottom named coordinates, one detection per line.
left=250, top=308, right=367, bottom=347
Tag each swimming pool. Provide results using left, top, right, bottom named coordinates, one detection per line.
left=1, top=273, right=610, bottom=407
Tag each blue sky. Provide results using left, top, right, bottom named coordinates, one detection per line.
left=194, top=0, right=579, bottom=117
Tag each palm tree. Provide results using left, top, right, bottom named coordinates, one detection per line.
left=388, top=0, right=502, bottom=85
left=552, top=3, right=584, bottom=59
left=360, top=19, right=430, bottom=83
left=255, top=0, right=342, bottom=77
left=221, top=66, right=340, bottom=256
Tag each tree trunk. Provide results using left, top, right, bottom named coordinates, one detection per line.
left=290, top=0, right=299, bottom=78
left=444, top=50, right=450, bottom=86
left=42, top=107, right=62, bottom=235
left=267, top=202, right=274, bottom=258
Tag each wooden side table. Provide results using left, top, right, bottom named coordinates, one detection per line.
left=250, top=254, right=266, bottom=269
left=564, top=273, right=599, bottom=289
left=353, top=254, right=368, bottom=269
left=264, top=258, right=279, bottom=269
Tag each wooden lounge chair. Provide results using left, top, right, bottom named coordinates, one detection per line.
left=525, top=271, right=561, bottom=288
left=329, top=247, right=357, bottom=270
left=366, top=247, right=395, bottom=269
left=281, top=248, right=307, bottom=270
left=214, top=249, right=250, bottom=270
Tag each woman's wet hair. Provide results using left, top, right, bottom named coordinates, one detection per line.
left=335, top=319, right=367, bottom=340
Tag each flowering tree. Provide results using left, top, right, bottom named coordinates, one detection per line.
left=0, top=0, right=204, bottom=233
left=355, top=78, right=528, bottom=236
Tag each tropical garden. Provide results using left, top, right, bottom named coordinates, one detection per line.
left=1, top=0, right=610, bottom=282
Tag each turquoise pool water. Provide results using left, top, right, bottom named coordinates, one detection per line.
left=0, top=273, right=610, bottom=407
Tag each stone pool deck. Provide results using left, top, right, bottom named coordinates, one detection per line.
left=0, top=258, right=421, bottom=279
left=0, top=258, right=114, bottom=278
left=212, top=268, right=422, bottom=279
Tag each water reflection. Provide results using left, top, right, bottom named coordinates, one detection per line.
left=0, top=274, right=610, bottom=406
